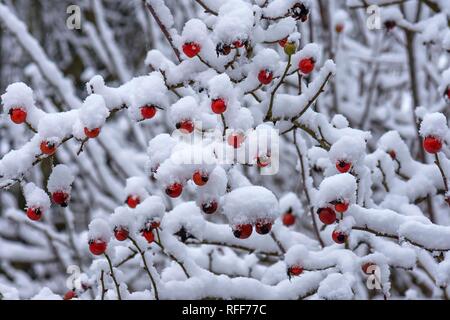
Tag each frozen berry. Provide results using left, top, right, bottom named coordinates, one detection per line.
left=227, top=132, right=245, bottom=149
left=211, top=98, right=227, bottom=114
left=26, top=207, right=42, bottom=221
left=336, top=160, right=352, bottom=173
left=423, top=136, right=442, bottom=154
left=335, top=24, right=344, bottom=33
left=202, top=201, right=218, bottom=214
left=182, top=42, right=201, bottom=58
left=126, top=195, right=140, bottom=208
left=232, top=224, right=253, bottom=239
left=445, top=87, right=450, bottom=102
left=64, top=290, right=77, bottom=300
left=334, top=201, right=349, bottom=213
left=166, top=183, right=183, bottom=198
left=388, top=150, right=396, bottom=160
left=233, top=40, right=244, bottom=48
left=114, top=227, right=129, bottom=241
left=9, top=108, right=27, bottom=124
left=176, top=120, right=194, bottom=134
left=193, top=170, right=208, bottom=186
left=84, top=127, right=100, bottom=138
left=140, top=105, right=157, bottom=120
left=52, top=191, right=69, bottom=207
left=216, top=43, right=231, bottom=56
left=332, top=230, right=348, bottom=244
left=362, top=262, right=376, bottom=274
left=89, top=239, right=107, bottom=255
left=288, top=265, right=303, bottom=276
left=150, top=221, right=160, bottom=229
left=141, top=229, right=154, bottom=243
left=278, top=37, right=288, bottom=48
left=318, top=207, right=336, bottom=225
left=299, top=58, right=315, bottom=75
left=291, top=3, right=309, bottom=22
left=40, top=141, right=56, bottom=155
left=282, top=211, right=296, bottom=226
left=255, top=220, right=272, bottom=235
left=258, top=69, right=273, bottom=85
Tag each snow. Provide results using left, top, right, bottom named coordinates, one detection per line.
left=419, top=112, right=448, bottom=138
left=222, top=186, right=279, bottom=224
left=317, top=273, right=355, bottom=300
left=124, top=177, right=149, bottom=203
left=24, top=183, right=50, bottom=212
left=315, top=173, right=357, bottom=208
left=79, top=94, right=109, bottom=130
left=47, top=164, right=74, bottom=194
left=88, top=218, right=111, bottom=242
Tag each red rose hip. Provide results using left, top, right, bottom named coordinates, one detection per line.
left=126, top=195, right=140, bottom=208
left=114, top=227, right=129, bottom=241
left=193, top=171, right=208, bottom=186
left=258, top=69, right=273, bottom=85
left=288, top=265, right=303, bottom=276
left=142, top=229, right=154, bottom=243
left=336, top=160, right=352, bottom=173
left=40, top=141, right=56, bottom=155
left=89, top=239, right=107, bottom=255
left=52, top=191, right=69, bottom=207
left=211, top=98, right=227, bottom=114
left=232, top=224, right=253, bottom=239
left=318, top=207, right=336, bottom=225
left=140, top=105, right=157, bottom=120
left=176, top=120, right=194, bottom=133
left=282, top=211, right=296, bottom=226
left=423, top=136, right=442, bottom=154
left=84, top=127, right=100, bottom=138
left=298, top=58, right=315, bottom=74
left=334, top=201, right=349, bottom=213
left=332, top=230, right=348, bottom=244
left=182, top=42, right=201, bottom=58
left=202, top=201, right=218, bottom=214
left=9, top=108, right=27, bottom=124
left=166, top=183, right=183, bottom=198
left=64, top=290, right=77, bottom=300
left=27, top=207, right=42, bottom=221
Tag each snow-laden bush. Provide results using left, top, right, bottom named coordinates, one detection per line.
left=1, top=0, right=450, bottom=300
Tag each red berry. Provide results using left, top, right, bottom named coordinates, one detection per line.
left=423, top=136, right=442, bottom=154
left=282, top=211, right=296, bottom=226
left=140, top=105, right=157, bottom=120
left=114, top=227, right=129, bottom=241
left=166, top=183, right=183, bottom=198
left=334, top=201, right=349, bottom=213
left=126, top=195, right=140, bottom=208
left=9, top=108, right=27, bottom=124
left=288, top=265, right=303, bottom=276
left=40, top=141, right=56, bottom=155
left=52, top=191, right=69, bottom=207
left=258, top=69, right=273, bottom=85
left=257, top=155, right=271, bottom=168
left=227, top=132, right=245, bottom=149
left=176, top=120, right=194, bottom=133
left=150, top=221, right=161, bottom=229
left=26, top=207, right=42, bottom=221
left=384, top=20, right=396, bottom=31
left=89, top=239, right=107, bottom=255
left=182, top=42, right=201, bottom=58
left=255, top=220, right=272, bottom=235
left=388, top=150, right=396, bottom=160
left=202, top=201, right=218, bottom=214
left=361, top=262, right=376, bottom=274
left=299, top=58, right=315, bottom=74
left=84, top=127, right=100, bottom=138
left=318, top=207, right=336, bottom=225
left=233, top=40, right=244, bottom=48
left=64, top=290, right=77, bottom=300
left=232, top=224, right=253, bottom=239
left=193, top=171, right=208, bottom=186
left=142, top=229, right=154, bottom=243
left=332, top=230, right=348, bottom=244
left=278, top=37, right=288, bottom=47
left=335, top=24, right=344, bottom=33
left=336, top=160, right=352, bottom=173
left=445, top=87, right=450, bottom=102
left=211, top=98, right=227, bottom=114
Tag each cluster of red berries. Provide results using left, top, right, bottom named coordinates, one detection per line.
left=232, top=219, right=273, bottom=239
left=423, top=135, right=442, bottom=154
left=26, top=190, right=70, bottom=221
left=317, top=200, right=350, bottom=244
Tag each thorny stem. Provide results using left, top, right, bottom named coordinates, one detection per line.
left=293, top=129, right=325, bottom=248
left=104, top=253, right=122, bottom=300
left=128, top=236, right=160, bottom=300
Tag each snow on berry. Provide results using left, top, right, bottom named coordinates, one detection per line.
left=161, top=201, right=205, bottom=238
left=86, top=75, right=124, bottom=110
left=78, top=94, right=109, bottom=134
left=134, top=196, right=166, bottom=232
left=317, top=273, right=355, bottom=300
left=123, top=177, right=149, bottom=206
left=279, top=192, right=303, bottom=220
left=213, top=0, right=254, bottom=45
left=88, top=218, right=112, bottom=243
left=169, top=96, right=199, bottom=130
left=419, top=112, right=448, bottom=140
left=47, top=164, right=74, bottom=196
left=315, top=173, right=357, bottom=208
left=328, top=135, right=366, bottom=173
left=222, top=186, right=279, bottom=225
left=23, top=182, right=51, bottom=219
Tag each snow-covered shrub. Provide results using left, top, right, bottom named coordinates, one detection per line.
left=0, top=0, right=450, bottom=300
